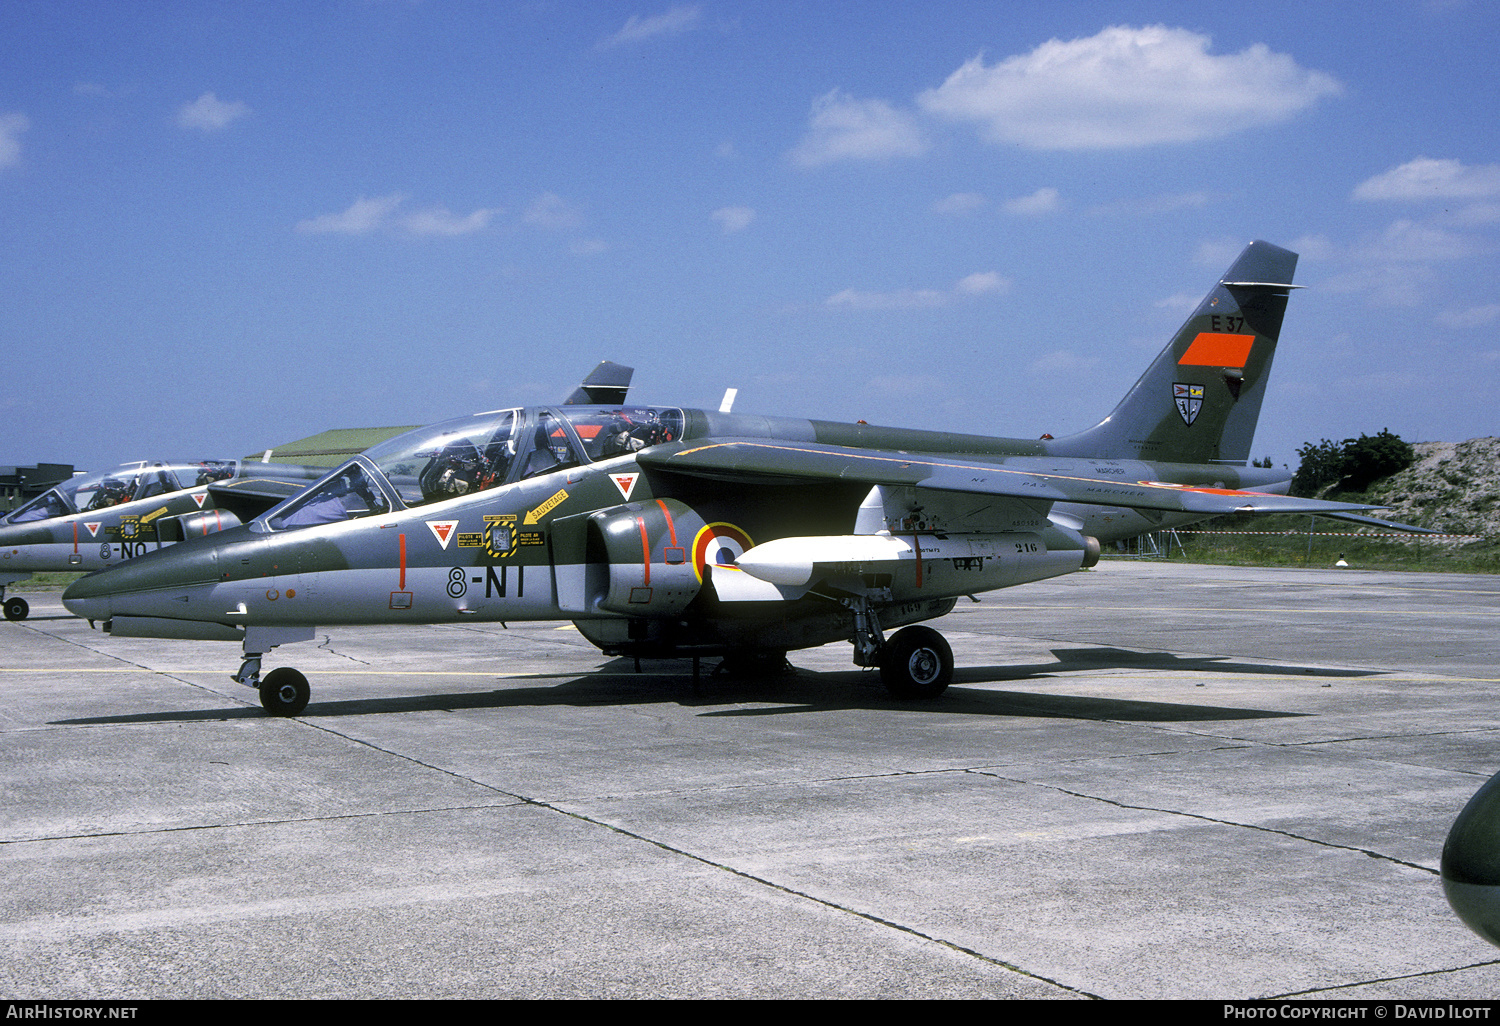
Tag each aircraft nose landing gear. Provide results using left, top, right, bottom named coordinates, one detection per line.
left=258, top=667, right=311, bottom=717
left=1, top=577, right=30, bottom=621
left=231, top=626, right=318, bottom=716
left=232, top=654, right=310, bottom=716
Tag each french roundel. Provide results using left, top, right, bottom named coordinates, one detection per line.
left=692, top=523, right=754, bottom=582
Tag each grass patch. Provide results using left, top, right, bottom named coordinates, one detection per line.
left=10, top=572, right=87, bottom=592
left=1108, top=513, right=1500, bottom=573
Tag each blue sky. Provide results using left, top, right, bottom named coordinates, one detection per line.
left=3, top=1, right=1497, bottom=474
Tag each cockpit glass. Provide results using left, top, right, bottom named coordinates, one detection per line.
left=267, top=462, right=391, bottom=530
left=2, top=461, right=234, bottom=525
left=4, top=489, right=71, bottom=524
left=361, top=410, right=520, bottom=508
left=254, top=405, right=684, bottom=528
left=560, top=407, right=683, bottom=460
left=518, top=410, right=584, bottom=480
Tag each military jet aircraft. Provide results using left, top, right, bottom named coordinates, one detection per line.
left=63, top=241, right=1428, bottom=715
left=0, top=459, right=324, bottom=620
left=0, top=369, right=637, bottom=624
left=1443, top=769, right=1500, bottom=948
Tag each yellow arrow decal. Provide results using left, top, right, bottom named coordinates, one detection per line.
left=525, top=488, right=568, bottom=525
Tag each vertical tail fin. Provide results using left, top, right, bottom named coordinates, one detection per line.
left=565, top=361, right=635, bottom=405
left=1050, top=241, right=1299, bottom=465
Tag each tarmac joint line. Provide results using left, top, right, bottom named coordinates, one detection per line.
left=1273, top=958, right=1500, bottom=1000
left=297, top=717, right=1104, bottom=998
left=967, top=769, right=1440, bottom=876
left=529, top=796, right=1106, bottom=1000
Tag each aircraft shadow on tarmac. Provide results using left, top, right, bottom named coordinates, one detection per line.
left=54, top=646, right=1355, bottom=726
left=983, top=646, right=1382, bottom=682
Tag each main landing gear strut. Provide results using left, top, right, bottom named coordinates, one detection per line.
left=846, top=597, right=953, bottom=699
left=231, top=626, right=316, bottom=716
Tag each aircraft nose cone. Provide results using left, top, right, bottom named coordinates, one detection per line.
left=62, top=541, right=221, bottom=622
left=1442, top=768, right=1500, bottom=947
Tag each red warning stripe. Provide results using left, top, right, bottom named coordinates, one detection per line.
left=656, top=500, right=678, bottom=547
left=637, top=517, right=651, bottom=585
left=1179, top=332, right=1254, bottom=368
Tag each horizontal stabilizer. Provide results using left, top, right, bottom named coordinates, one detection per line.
left=1305, top=510, right=1441, bottom=535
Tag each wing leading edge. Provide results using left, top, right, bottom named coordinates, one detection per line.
left=643, top=439, right=1433, bottom=529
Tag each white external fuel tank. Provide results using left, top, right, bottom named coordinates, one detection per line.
left=735, top=531, right=1097, bottom=599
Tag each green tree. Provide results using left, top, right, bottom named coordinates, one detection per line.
left=1290, top=429, right=1415, bottom=496
left=1338, top=429, right=1416, bottom=491
left=1290, top=438, right=1344, bottom=496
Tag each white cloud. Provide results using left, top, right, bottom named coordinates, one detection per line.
left=1353, top=157, right=1500, bottom=201
left=789, top=89, right=928, bottom=167
left=1287, top=234, right=1336, bottom=261
left=918, top=25, right=1340, bottom=150
left=932, top=192, right=987, bottom=215
left=711, top=206, right=755, bottom=233
left=1354, top=219, right=1484, bottom=263
left=296, top=194, right=406, bottom=235
left=298, top=195, right=502, bottom=237
left=825, top=272, right=1008, bottom=311
left=176, top=92, right=251, bottom=132
left=597, top=5, right=702, bottom=49
left=1449, top=202, right=1500, bottom=226
left=1436, top=304, right=1500, bottom=329
left=0, top=113, right=28, bottom=170
left=1319, top=262, right=1435, bottom=307
left=1003, top=187, right=1060, bottom=216
left=826, top=287, right=946, bottom=311
left=401, top=206, right=501, bottom=237
left=522, top=192, right=584, bottom=229
left=955, top=271, right=1009, bottom=295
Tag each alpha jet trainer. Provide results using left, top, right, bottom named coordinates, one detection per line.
left=64, top=241, right=1426, bottom=715
left=0, top=459, right=324, bottom=620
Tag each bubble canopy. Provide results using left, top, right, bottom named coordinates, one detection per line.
left=2, top=461, right=238, bottom=525
left=261, top=405, right=684, bottom=531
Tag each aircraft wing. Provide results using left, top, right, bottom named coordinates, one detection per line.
left=643, top=439, right=1430, bottom=527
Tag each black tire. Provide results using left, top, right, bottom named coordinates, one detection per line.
left=260, top=667, right=310, bottom=716
left=880, top=625, right=953, bottom=699
left=3, top=597, right=28, bottom=621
